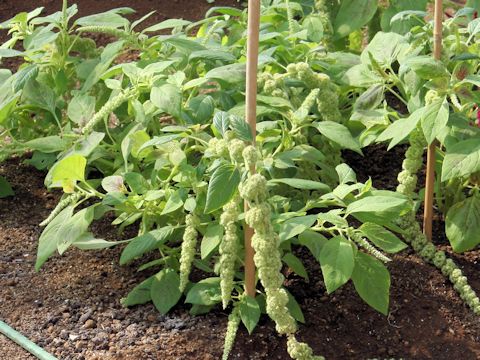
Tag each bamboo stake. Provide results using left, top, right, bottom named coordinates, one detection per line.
left=244, top=0, right=261, bottom=298
left=423, top=0, right=443, bottom=241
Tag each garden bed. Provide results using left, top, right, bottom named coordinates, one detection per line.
left=1, top=151, right=480, bottom=359
left=1, top=1, right=480, bottom=359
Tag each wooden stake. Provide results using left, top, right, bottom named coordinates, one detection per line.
left=244, top=0, right=261, bottom=298
left=423, top=0, right=443, bottom=241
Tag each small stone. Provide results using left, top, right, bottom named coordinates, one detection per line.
left=59, top=330, right=69, bottom=340
left=83, top=319, right=96, bottom=329
left=79, top=310, right=93, bottom=324
left=147, top=314, right=156, bottom=322
left=69, top=334, right=79, bottom=341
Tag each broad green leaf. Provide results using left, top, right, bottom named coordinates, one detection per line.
left=303, top=15, right=324, bottom=42
left=361, top=32, right=409, bottom=66
left=230, top=115, right=254, bottom=142
left=121, top=276, right=154, bottom=307
left=446, top=194, right=480, bottom=252
left=161, top=189, right=186, bottom=215
left=68, top=94, right=95, bottom=125
left=51, top=155, right=87, bottom=192
left=346, top=195, right=408, bottom=215
left=213, top=111, right=231, bottom=136
left=0, top=176, right=14, bottom=198
left=151, top=84, right=182, bottom=118
left=25, top=136, right=68, bottom=153
left=119, top=227, right=174, bottom=265
left=13, top=64, right=38, bottom=92
left=143, top=19, right=191, bottom=32
left=205, top=63, right=246, bottom=84
left=269, top=178, right=330, bottom=192
left=189, top=50, right=236, bottom=63
left=319, top=236, right=355, bottom=294
left=351, top=252, right=390, bottom=315
left=286, top=290, right=305, bottom=323
left=76, top=10, right=129, bottom=27
left=201, top=224, right=223, bottom=259
left=298, top=230, right=328, bottom=261
left=151, top=269, right=182, bottom=314
left=359, top=223, right=407, bottom=253
left=22, top=79, right=56, bottom=116
left=124, top=172, right=150, bottom=194
left=333, top=0, right=378, bottom=39
left=278, top=215, right=318, bottom=242
left=401, top=56, right=448, bottom=79
left=354, top=84, right=384, bottom=111
left=57, top=206, right=95, bottom=254
left=35, top=206, right=74, bottom=271
left=421, top=97, right=449, bottom=145
left=314, top=121, right=362, bottom=154
left=442, top=139, right=480, bottom=181
left=336, top=164, right=357, bottom=184
left=239, top=296, right=261, bottom=334
left=377, top=108, right=423, bottom=150
left=185, top=278, right=222, bottom=305
left=283, top=253, right=308, bottom=280
left=101, top=175, right=126, bottom=193
left=205, top=164, right=240, bottom=213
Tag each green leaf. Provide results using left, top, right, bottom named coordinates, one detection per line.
left=0, top=176, right=14, bottom=198
left=35, top=206, right=74, bottom=271
left=239, top=296, right=261, bottom=334
left=303, top=15, right=324, bottom=42
left=336, top=164, right=357, bottom=184
left=334, top=0, right=378, bottom=39
left=269, top=178, right=330, bottom=192
left=119, top=227, right=174, bottom=265
left=230, top=115, right=254, bottom=142
left=51, top=155, right=87, bottom=192
left=120, top=276, right=154, bottom=307
left=319, top=236, right=355, bottom=294
left=161, top=189, right=186, bottom=215
left=286, top=290, right=305, bottom=323
left=185, top=278, right=222, bottom=305
left=189, top=50, right=236, bottom=63
left=314, top=121, right=362, bottom=154
left=23, top=79, right=57, bottom=116
left=359, top=222, right=407, bottom=253
left=354, top=84, right=384, bottom=111
left=205, top=164, right=240, bottom=213
left=205, top=63, right=246, bottom=84
left=124, top=172, right=150, bottom=194
left=213, top=111, right=230, bottom=136
left=421, top=97, right=449, bottom=145
left=278, top=215, right=318, bottom=242
left=151, top=84, right=182, bottom=118
left=351, top=252, right=390, bottom=315
left=121, top=276, right=154, bottom=307
left=298, top=230, right=328, bottom=261
left=283, top=253, right=308, bottom=280
left=346, top=195, right=408, bottom=215
left=446, top=194, right=480, bottom=252
left=76, top=10, right=129, bottom=27
left=13, top=64, right=38, bottom=92
left=56, top=206, right=95, bottom=254
left=377, top=108, right=422, bottom=150
left=401, top=56, right=448, bottom=79
left=201, top=224, right=223, bottom=259
left=68, top=94, right=95, bottom=125
left=442, top=139, right=480, bottom=181
left=361, top=32, right=409, bottom=66
left=151, top=269, right=182, bottom=314
left=143, top=19, right=191, bottom=32
left=25, top=136, right=68, bottom=153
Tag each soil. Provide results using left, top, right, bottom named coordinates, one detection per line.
left=1, top=1, right=480, bottom=360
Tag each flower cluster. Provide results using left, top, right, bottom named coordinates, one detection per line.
left=396, top=127, right=425, bottom=197
left=287, top=335, right=325, bottom=360
left=240, top=173, right=297, bottom=336
left=39, top=192, right=82, bottom=227
left=348, top=230, right=391, bottom=263
left=292, top=88, right=321, bottom=125
left=179, top=214, right=199, bottom=292
left=219, top=197, right=241, bottom=309
left=82, top=87, right=138, bottom=134
left=258, top=72, right=288, bottom=99
left=286, top=63, right=341, bottom=123
left=396, top=128, right=480, bottom=315
left=222, top=304, right=241, bottom=360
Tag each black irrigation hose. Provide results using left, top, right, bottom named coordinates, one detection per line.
left=0, top=320, right=57, bottom=360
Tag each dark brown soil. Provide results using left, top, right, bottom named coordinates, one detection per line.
left=2, top=1, right=480, bottom=360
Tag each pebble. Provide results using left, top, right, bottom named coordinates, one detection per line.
left=79, top=309, right=93, bottom=324
left=83, top=319, right=96, bottom=329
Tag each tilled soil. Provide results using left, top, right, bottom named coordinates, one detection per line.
left=1, top=150, right=480, bottom=360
